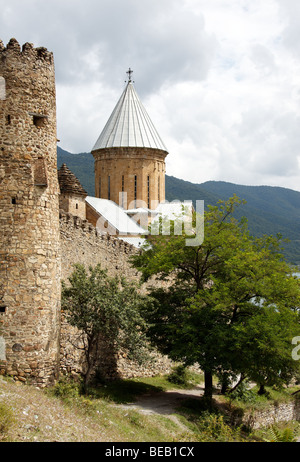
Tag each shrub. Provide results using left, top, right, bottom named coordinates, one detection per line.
left=50, top=376, right=83, bottom=402
left=167, top=365, right=191, bottom=386
left=227, top=382, right=257, bottom=404
left=194, top=411, right=243, bottom=442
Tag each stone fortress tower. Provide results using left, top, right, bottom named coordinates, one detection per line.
left=0, top=39, right=61, bottom=386
left=91, top=69, right=168, bottom=211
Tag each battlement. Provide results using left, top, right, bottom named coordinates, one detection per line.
left=0, top=38, right=53, bottom=64
left=59, top=209, right=139, bottom=255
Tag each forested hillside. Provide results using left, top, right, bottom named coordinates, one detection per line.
left=57, top=147, right=300, bottom=266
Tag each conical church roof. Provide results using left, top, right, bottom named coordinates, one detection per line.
left=92, top=71, right=168, bottom=153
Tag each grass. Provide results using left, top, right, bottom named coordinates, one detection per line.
left=0, top=401, right=15, bottom=441
left=1, top=372, right=300, bottom=442
left=222, top=383, right=300, bottom=412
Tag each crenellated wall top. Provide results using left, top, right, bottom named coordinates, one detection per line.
left=0, top=38, right=53, bottom=64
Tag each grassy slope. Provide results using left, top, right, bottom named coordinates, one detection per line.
left=1, top=374, right=299, bottom=442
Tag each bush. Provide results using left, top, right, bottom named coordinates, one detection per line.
left=194, top=411, right=244, bottom=442
left=227, top=383, right=257, bottom=404
left=50, top=376, right=83, bottom=402
left=0, top=402, right=14, bottom=441
left=167, top=365, right=192, bottom=386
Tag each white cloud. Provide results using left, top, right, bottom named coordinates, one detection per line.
left=0, top=0, right=300, bottom=191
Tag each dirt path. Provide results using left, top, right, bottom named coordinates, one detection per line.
left=114, top=385, right=205, bottom=432
left=116, top=385, right=205, bottom=416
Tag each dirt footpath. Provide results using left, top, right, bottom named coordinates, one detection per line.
left=117, top=385, right=205, bottom=416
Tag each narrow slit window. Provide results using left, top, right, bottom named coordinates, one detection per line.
left=11, top=197, right=16, bottom=205
left=0, top=306, right=6, bottom=313
left=147, top=175, right=150, bottom=209
left=134, top=175, right=137, bottom=207
left=121, top=175, right=125, bottom=207
left=99, top=177, right=101, bottom=198
left=108, top=176, right=110, bottom=200
left=158, top=176, right=160, bottom=203
left=34, top=157, right=48, bottom=187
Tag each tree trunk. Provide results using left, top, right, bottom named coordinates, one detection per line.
left=221, top=381, right=228, bottom=395
left=228, top=374, right=245, bottom=394
left=204, top=370, right=213, bottom=399
left=258, top=384, right=266, bottom=395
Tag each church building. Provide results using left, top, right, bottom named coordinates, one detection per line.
left=91, top=69, right=168, bottom=211
left=59, top=69, right=190, bottom=247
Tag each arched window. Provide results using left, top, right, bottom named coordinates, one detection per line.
left=0, top=76, right=5, bottom=100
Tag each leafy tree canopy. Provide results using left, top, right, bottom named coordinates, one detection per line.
left=131, top=196, right=300, bottom=398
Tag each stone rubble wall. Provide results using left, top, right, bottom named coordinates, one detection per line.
left=242, top=399, right=300, bottom=430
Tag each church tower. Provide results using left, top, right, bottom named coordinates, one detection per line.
left=91, top=69, right=168, bottom=210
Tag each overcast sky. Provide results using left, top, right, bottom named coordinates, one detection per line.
left=1, top=0, right=300, bottom=191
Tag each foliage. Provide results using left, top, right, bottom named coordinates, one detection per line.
left=50, top=375, right=83, bottom=401
left=184, top=410, right=245, bottom=442
left=264, top=425, right=297, bottom=442
left=226, top=383, right=257, bottom=404
left=61, top=264, right=152, bottom=388
left=167, top=365, right=193, bottom=387
left=131, top=196, right=300, bottom=399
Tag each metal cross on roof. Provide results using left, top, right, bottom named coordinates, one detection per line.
left=126, top=68, right=133, bottom=82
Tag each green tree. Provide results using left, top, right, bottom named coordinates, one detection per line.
left=61, top=264, right=151, bottom=390
left=131, top=196, right=300, bottom=399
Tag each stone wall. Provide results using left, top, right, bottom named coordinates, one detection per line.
left=244, top=400, right=300, bottom=430
left=59, top=210, right=173, bottom=380
left=59, top=209, right=140, bottom=281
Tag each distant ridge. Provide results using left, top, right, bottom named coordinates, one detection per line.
left=57, top=147, right=300, bottom=266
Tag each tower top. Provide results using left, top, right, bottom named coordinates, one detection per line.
left=92, top=74, right=168, bottom=153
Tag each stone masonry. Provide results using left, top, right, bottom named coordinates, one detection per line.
left=92, top=146, right=167, bottom=210
left=0, top=39, right=61, bottom=386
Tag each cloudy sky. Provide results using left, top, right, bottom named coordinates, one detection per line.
left=1, top=0, right=300, bottom=191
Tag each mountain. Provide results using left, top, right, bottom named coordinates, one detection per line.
left=57, top=147, right=300, bottom=266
